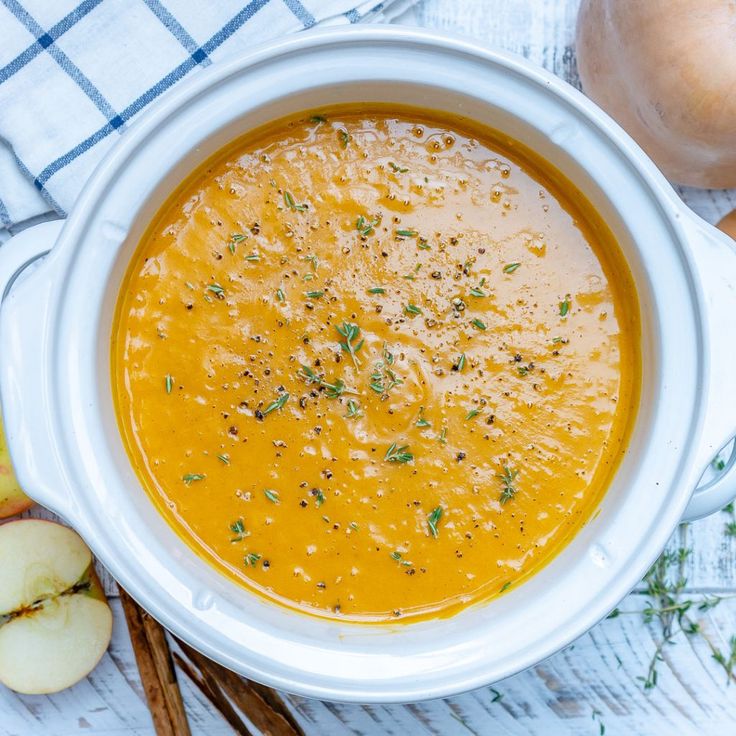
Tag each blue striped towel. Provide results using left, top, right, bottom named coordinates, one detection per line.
left=0, top=0, right=415, bottom=234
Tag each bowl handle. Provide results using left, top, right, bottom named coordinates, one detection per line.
left=0, top=220, right=76, bottom=521
left=680, top=213, right=736, bottom=521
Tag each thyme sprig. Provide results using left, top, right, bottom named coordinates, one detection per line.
left=370, top=343, right=403, bottom=395
left=385, top=443, right=413, bottom=463
left=497, top=465, right=518, bottom=504
left=298, top=365, right=357, bottom=398
left=336, top=321, right=364, bottom=367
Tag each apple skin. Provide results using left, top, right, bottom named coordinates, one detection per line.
left=0, top=416, right=33, bottom=518
left=717, top=210, right=736, bottom=241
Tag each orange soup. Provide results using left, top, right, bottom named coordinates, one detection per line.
left=113, top=107, right=640, bottom=622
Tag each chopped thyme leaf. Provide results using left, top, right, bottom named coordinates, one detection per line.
left=465, top=408, right=480, bottom=420
left=349, top=521, right=359, bottom=531
left=165, top=374, right=173, bottom=394
left=229, top=518, right=246, bottom=541
left=244, top=552, right=261, bottom=567
left=552, top=336, right=563, bottom=344
left=427, top=506, right=443, bottom=538
left=207, top=283, right=224, bottom=297
left=471, top=318, right=487, bottom=330
left=498, top=465, right=519, bottom=504
left=396, top=228, right=418, bottom=238
left=231, top=233, right=246, bottom=243
left=417, top=239, right=431, bottom=250
left=304, top=290, right=325, bottom=299
left=503, top=262, right=521, bottom=274
left=339, top=129, right=351, bottom=147
left=345, top=399, right=362, bottom=418
left=517, top=365, right=529, bottom=377
left=183, top=473, right=205, bottom=486
left=389, top=162, right=409, bottom=173
left=385, top=442, right=413, bottom=463
left=264, top=489, right=280, bottom=504
left=244, top=253, right=260, bottom=262
left=469, top=286, right=487, bottom=298
left=217, top=453, right=230, bottom=465
left=310, top=114, right=327, bottom=123
left=370, top=343, right=403, bottom=395
left=303, top=254, right=319, bottom=271
left=262, top=392, right=289, bottom=416
left=185, top=281, right=195, bottom=290
left=416, top=408, right=431, bottom=428
left=559, top=295, right=571, bottom=317
left=228, top=242, right=236, bottom=255
left=356, top=214, right=380, bottom=236
left=453, top=353, right=466, bottom=372
left=438, top=427, right=448, bottom=444
left=713, top=456, right=726, bottom=472
left=500, top=581, right=512, bottom=592
left=368, top=287, right=386, bottom=294
left=405, top=303, right=422, bottom=316
left=276, top=288, right=285, bottom=302
left=336, top=321, right=364, bottom=367
left=390, top=551, right=412, bottom=566
left=298, top=364, right=356, bottom=398
left=315, top=489, right=326, bottom=507
left=284, top=191, right=308, bottom=212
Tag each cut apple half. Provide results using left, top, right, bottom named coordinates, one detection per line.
left=0, top=520, right=112, bottom=694
left=0, top=416, right=33, bottom=518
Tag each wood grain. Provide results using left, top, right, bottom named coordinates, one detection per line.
left=2, top=1, right=736, bottom=734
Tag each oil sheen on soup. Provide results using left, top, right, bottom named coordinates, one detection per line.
left=113, top=107, right=640, bottom=623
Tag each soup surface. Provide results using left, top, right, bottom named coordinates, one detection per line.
left=113, top=107, right=640, bottom=622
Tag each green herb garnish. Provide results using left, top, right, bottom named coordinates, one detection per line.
left=165, top=374, right=173, bottom=394
left=345, top=399, right=362, bottom=419
left=217, top=453, right=230, bottom=465
left=405, top=303, right=422, bottom=316
left=466, top=408, right=480, bottom=420
left=276, top=288, right=285, bottom=302
left=244, top=552, right=261, bottom=567
left=299, top=365, right=355, bottom=398
left=471, top=318, right=487, bottom=330
left=304, top=290, right=324, bottom=299
left=389, top=162, right=408, bottom=173
left=396, top=229, right=418, bottom=238
left=284, top=191, right=308, bottom=212
left=336, top=321, right=364, bottom=367
left=498, top=465, right=518, bottom=504
left=229, top=518, right=246, bottom=542
left=385, top=443, right=413, bottom=463
left=244, top=253, right=260, bottom=262
left=183, top=473, right=205, bottom=486
left=207, top=283, right=224, bottom=297
left=262, top=392, right=289, bottom=416
left=469, top=286, right=487, bottom=298
left=427, top=506, right=443, bottom=538
left=310, top=114, right=327, bottom=123
left=315, top=489, right=326, bottom=507
left=368, top=287, right=386, bottom=295
left=264, top=489, right=280, bottom=504
left=454, top=354, right=466, bottom=372
left=356, top=215, right=380, bottom=236
left=503, top=262, right=521, bottom=274
left=560, top=295, right=571, bottom=317
left=390, top=551, right=412, bottom=566
left=339, top=129, right=351, bottom=147
left=416, top=408, right=431, bottom=428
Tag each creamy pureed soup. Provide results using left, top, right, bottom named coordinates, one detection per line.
left=113, top=107, right=640, bottom=623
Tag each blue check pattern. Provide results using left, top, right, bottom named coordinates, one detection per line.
left=0, top=0, right=414, bottom=231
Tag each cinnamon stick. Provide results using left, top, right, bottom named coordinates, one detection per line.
left=173, top=652, right=254, bottom=736
left=175, top=638, right=305, bottom=736
left=119, top=588, right=192, bottom=736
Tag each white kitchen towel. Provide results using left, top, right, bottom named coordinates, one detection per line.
left=0, top=0, right=415, bottom=233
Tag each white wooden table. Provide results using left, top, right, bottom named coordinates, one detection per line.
left=3, top=1, right=736, bottom=734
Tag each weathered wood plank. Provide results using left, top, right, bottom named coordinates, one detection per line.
left=2, top=595, right=736, bottom=735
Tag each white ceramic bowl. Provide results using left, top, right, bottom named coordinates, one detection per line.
left=1, top=27, right=736, bottom=703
